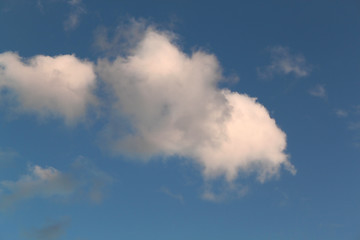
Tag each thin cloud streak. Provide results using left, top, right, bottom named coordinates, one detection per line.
left=160, top=187, right=184, bottom=204
left=202, top=181, right=248, bottom=202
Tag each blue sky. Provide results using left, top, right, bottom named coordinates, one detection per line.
left=0, top=0, right=360, bottom=239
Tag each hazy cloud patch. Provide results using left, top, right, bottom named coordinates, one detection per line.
left=63, top=0, right=86, bottom=31
left=0, top=149, right=18, bottom=165
left=160, top=186, right=184, bottom=203
left=335, top=109, right=348, bottom=118
left=309, top=84, right=326, bottom=98
left=202, top=181, right=248, bottom=202
left=71, top=156, right=113, bottom=203
left=258, top=46, right=311, bottom=79
left=26, top=217, right=70, bottom=240
left=0, top=157, right=112, bottom=209
left=93, top=19, right=149, bottom=57
left=348, top=122, right=360, bottom=130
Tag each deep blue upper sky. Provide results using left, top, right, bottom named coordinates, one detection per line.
left=0, top=1, right=359, bottom=240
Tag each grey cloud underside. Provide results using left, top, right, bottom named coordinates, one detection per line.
left=0, top=26, right=295, bottom=183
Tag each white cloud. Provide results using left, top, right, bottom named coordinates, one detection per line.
left=0, top=157, right=112, bottom=209
left=97, top=26, right=295, bottom=183
left=258, top=46, right=311, bottom=79
left=0, top=52, right=97, bottom=125
left=309, top=84, right=326, bottom=98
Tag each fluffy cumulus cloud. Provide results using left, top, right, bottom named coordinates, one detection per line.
left=0, top=52, right=97, bottom=124
left=97, top=27, right=295, bottom=182
left=0, top=22, right=295, bottom=186
left=0, top=157, right=111, bottom=209
left=258, top=46, right=311, bottom=79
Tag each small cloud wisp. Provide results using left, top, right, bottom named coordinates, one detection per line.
left=258, top=46, right=311, bottom=79
left=309, top=84, right=326, bottom=98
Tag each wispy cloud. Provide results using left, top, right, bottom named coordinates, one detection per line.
left=202, top=181, right=248, bottom=202
left=0, top=165, right=76, bottom=209
left=258, top=46, right=311, bottom=79
left=348, top=122, right=360, bottom=130
left=275, top=187, right=290, bottom=207
left=0, top=149, right=18, bottom=165
left=26, top=217, right=70, bottom=240
left=0, top=157, right=112, bottom=209
left=333, top=106, right=360, bottom=147
left=71, top=157, right=113, bottom=203
left=353, top=105, right=360, bottom=115
left=335, top=109, right=348, bottom=118
left=308, top=84, right=326, bottom=98
left=63, top=0, right=86, bottom=31
left=93, top=18, right=148, bottom=57
left=160, top=187, right=184, bottom=204
left=97, top=23, right=295, bottom=183
left=35, top=0, right=86, bottom=30
left=36, top=0, right=44, bottom=12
